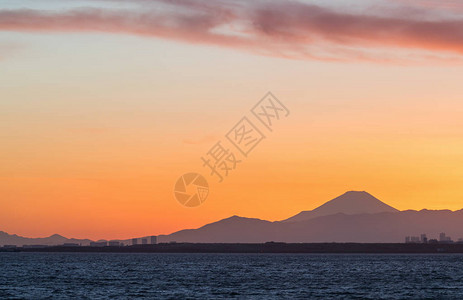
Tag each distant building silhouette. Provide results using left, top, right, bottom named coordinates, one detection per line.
left=405, top=234, right=428, bottom=244
left=439, top=233, right=452, bottom=243
left=142, top=238, right=148, bottom=245
left=150, top=236, right=157, bottom=245
left=132, top=238, right=138, bottom=246
left=408, top=236, right=421, bottom=243
left=420, top=234, right=428, bottom=244
left=108, top=241, right=121, bottom=247
left=439, top=232, right=445, bottom=241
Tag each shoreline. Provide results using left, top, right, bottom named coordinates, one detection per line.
left=3, top=243, right=463, bottom=254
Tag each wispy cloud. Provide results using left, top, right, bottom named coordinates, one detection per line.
left=390, top=0, right=463, bottom=12
left=1, top=0, right=463, bottom=62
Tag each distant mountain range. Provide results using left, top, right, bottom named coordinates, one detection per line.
left=2, top=191, right=463, bottom=246
left=0, top=232, right=93, bottom=247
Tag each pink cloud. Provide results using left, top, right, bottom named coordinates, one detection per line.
left=1, top=0, right=463, bottom=62
left=389, top=0, right=463, bottom=11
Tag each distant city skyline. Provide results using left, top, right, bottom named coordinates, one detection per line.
left=405, top=232, right=463, bottom=244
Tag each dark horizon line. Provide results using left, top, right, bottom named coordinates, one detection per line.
left=4, top=242, right=463, bottom=254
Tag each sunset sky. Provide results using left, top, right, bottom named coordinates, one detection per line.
left=1, top=0, right=463, bottom=240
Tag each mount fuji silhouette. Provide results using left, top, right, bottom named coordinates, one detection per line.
left=283, top=191, right=398, bottom=222
left=157, top=191, right=463, bottom=243
left=2, top=191, right=463, bottom=245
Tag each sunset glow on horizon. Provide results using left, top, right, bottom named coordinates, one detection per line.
left=2, top=0, right=463, bottom=241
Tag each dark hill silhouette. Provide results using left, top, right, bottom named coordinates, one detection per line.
left=283, top=191, right=398, bottom=222
left=160, top=216, right=274, bottom=243
left=156, top=192, right=461, bottom=243
left=158, top=209, right=463, bottom=243
left=0, top=231, right=92, bottom=246
left=2, top=192, right=462, bottom=245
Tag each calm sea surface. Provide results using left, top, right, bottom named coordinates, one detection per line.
left=1, top=253, right=463, bottom=299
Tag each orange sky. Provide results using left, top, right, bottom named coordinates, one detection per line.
left=1, top=0, right=463, bottom=240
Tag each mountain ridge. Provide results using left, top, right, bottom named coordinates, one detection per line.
left=282, top=191, right=398, bottom=223
left=2, top=192, right=462, bottom=245
left=157, top=209, right=463, bottom=243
